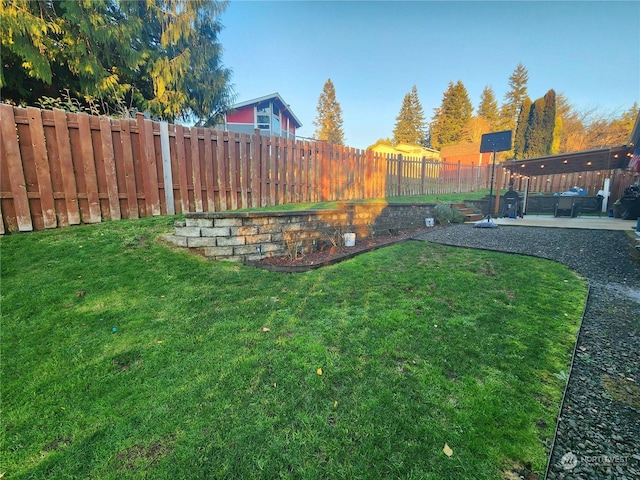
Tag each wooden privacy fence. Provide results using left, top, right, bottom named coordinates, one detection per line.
left=1, top=105, right=485, bottom=234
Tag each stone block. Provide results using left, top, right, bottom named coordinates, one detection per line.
left=216, top=236, right=245, bottom=247
left=244, top=234, right=272, bottom=244
left=186, top=218, right=214, bottom=228
left=187, top=237, right=217, bottom=248
left=162, top=234, right=187, bottom=247
left=244, top=217, right=270, bottom=226
left=214, top=218, right=243, bottom=227
left=258, top=224, right=283, bottom=234
left=230, top=226, right=259, bottom=236
left=200, top=227, right=230, bottom=237
left=233, top=244, right=265, bottom=255
left=176, top=226, right=201, bottom=237
left=259, top=243, right=283, bottom=254
left=174, top=220, right=186, bottom=228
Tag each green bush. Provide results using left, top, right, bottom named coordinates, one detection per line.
left=433, top=203, right=465, bottom=225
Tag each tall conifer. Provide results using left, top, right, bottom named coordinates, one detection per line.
left=477, top=86, right=499, bottom=130
left=498, top=63, right=529, bottom=133
left=393, top=85, right=427, bottom=145
left=313, top=78, right=345, bottom=145
left=430, top=80, right=473, bottom=149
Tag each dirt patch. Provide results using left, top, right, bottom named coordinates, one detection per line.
left=117, top=437, right=174, bottom=471
left=247, top=227, right=434, bottom=272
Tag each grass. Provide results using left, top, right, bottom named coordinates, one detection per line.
left=1, top=215, right=586, bottom=479
left=235, top=190, right=491, bottom=212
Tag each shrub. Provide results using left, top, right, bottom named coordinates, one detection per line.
left=433, top=203, right=465, bottom=225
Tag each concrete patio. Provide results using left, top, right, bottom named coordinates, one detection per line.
left=481, top=215, right=637, bottom=231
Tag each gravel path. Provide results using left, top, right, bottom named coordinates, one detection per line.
left=415, top=225, right=640, bottom=479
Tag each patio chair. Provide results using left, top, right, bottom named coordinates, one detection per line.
left=554, top=196, right=577, bottom=217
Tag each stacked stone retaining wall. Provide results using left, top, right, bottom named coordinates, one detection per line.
left=164, top=202, right=436, bottom=262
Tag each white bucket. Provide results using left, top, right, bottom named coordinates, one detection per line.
left=343, top=233, right=356, bottom=247
left=425, top=218, right=435, bottom=227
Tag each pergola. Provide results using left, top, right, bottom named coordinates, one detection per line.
left=503, top=145, right=632, bottom=177
left=493, top=110, right=640, bottom=215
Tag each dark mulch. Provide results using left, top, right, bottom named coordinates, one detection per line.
left=248, top=227, right=432, bottom=272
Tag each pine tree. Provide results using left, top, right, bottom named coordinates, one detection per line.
left=392, top=85, right=427, bottom=145
left=430, top=81, right=473, bottom=149
left=477, top=86, right=499, bottom=130
left=313, top=79, right=345, bottom=145
left=498, top=63, right=529, bottom=132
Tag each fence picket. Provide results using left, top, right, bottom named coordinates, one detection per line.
left=99, top=116, right=121, bottom=220
left=175, top=125, right=189, bottom=213
left=190, top=127, right=203, bottom=212
left=1, top=104, right=32, bottom=231
left=202, top=127, right=216, bottom=211
left=53, top=109, right=81, bottom=225
left=27, top=107, right=57, bottom=228
left=76, top=113, right=103, bottom=222
left=216, top=130, right=228, bottom=211
left=119, top=119, right=139, bottom=219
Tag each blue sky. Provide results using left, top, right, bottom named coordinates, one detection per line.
left=219, top=0, right=639, bottom=149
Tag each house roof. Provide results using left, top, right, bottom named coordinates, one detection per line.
left=229, top=93, right=303, bottom=128
left=440, top=142, right=487, bottom=157
left=369, top=141, right=439, bottom=159
left=504, top=109, right=639, bottom=176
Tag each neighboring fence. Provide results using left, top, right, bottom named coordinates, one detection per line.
left=0, top=105, right=490, bottom=233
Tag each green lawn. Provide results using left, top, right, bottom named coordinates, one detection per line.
left=235, top=190, right=491, bottom=212
left=1, top=215, right=586, bottom=479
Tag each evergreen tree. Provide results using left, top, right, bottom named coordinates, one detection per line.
left=513, top=97, right=532, bottom=159
left=477, top=86, right=499, bottom=130
left=430, top=80, right=473, bottom=149
left=523, top=89, right=557, bottom=158
left=313, top=78, right=345, bottom=145
left=498, top=63, right=529, bottom=132
left=392, top=85, right=427, bottom=145
left=0, top=0, right=234, bottom=124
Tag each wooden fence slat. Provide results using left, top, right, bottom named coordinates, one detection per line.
left=0, top=104, right=32, bottom=231
left=190, top=127, right=203, bottom=212
left=53, top=109, right=81, bottom=225
left=76, top=113, right=102, bottom=223
left=0, top=200, right=5, bottom=235
left=175, top=125, right=189, bottom=212
left=251, top=129, right=261, bottom=208
left=216, top=130, right=228, bottom=211
left=274, top=137, right=282, bottom=205
left=119, top=118, right=139, bottom=219
left=160, top=122, right=175, bottom=215
left=203, top=128, right=216, bottom=211
left=137, top=114, right=161, bottom=216
left=99, top=116, right=121, bottom=220
left=240, top=133, right=250, bottom=209
left=260, top=135, right=269, bottom=207
left=228, top=132, right=239, bottom=210
left=27, top=107, right=57, bottom=228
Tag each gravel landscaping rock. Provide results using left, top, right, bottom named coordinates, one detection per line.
left=415, top=224, right=640, bottom=479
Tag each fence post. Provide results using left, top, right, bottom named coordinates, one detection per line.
left=160, top=121, right=175, bottom=215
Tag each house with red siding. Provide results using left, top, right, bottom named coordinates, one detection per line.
left=220, top=93, right=302, bottom=139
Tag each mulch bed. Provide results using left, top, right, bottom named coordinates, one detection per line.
left=246, top=227, right=434, bottom=272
